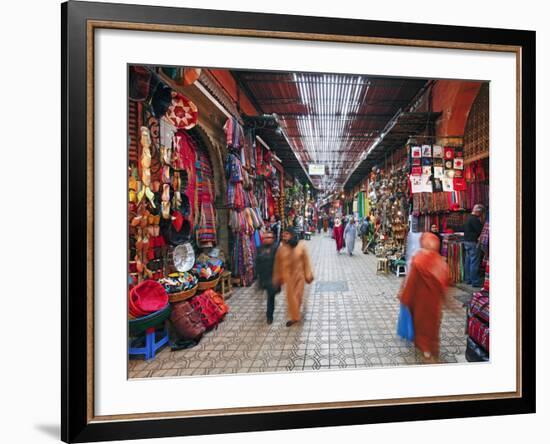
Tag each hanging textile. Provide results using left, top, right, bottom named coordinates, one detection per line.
left=197, top=202, right=217, bottom=247
left=195, top=149, right=217, bottom=247
left=173, top=129, right=197, bottom=225
left=357, top=191, right=365, bottom=219
left=223, top=117, right=245, bottom=149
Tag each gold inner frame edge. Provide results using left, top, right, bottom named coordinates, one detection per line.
left=85, top=19, right=523, bottom=423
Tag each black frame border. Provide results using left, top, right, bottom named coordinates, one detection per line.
left=62, top=1, right=536, bottom=442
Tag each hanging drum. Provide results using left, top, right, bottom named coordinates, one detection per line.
left=173, top=242, right=195, bottom=272
left=164, top=92, right=198, bottom=130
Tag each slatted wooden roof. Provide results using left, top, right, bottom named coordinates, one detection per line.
left=233, top=70, right=428, bottom=192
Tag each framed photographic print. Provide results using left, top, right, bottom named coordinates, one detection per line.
left=62, top=1, right=536, bottom=442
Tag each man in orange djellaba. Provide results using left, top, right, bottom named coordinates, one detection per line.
left=273, top=227, right=314, bottom=327
left=400, top=232, right=450, bottom=363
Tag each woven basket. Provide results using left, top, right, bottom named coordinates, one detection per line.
left=168, top=285, right=198, bottom=303
left=198, top=275, right=220, bottom=290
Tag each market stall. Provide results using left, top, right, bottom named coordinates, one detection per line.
left=408, top=141, right=489, bottom=284
left=127, top=66, right=229, bottom=360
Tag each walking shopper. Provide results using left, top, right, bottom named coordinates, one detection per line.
left=344, top=217, right=357, bottom=256
left=255, top=231, right=280, bottom=324
left=333, top=218, right=344, bottom=253
left=317, top=216, right=323, bottom=234
left=463, top=204, right=485, bottom=287
left=273, top=228, right=314, bottom=327
left=269, top=215, right=281, bottom=244
left=360, top=216, right=371, bottom=254
left=400, top=233, right=450, bottom=363
left=328, top=216, right=334, bottom=236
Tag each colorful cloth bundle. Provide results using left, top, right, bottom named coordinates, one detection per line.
left=443, top=212, right=469, bottom=232
left=231, top=232, right=256, bottom=285
left=228, top=208, right=263, bottom=234
left=224, top=117, right=245, bottom=149
left=479, top=221, right=490, bottom=254
left=268, top=167, right=280, bottom=198
left=412, top=191, right=469, bottom=215
left=266, top=186, right=276, bottom=219
left=197, top=150, right=214, bottom=204
left=174, top=130, right=197, bottom=224
left=197, top=202, right=217, bottom=247
left=464, top=160, right=487, bottom=182
left=193, top=256, right=223, bottom=280
left=414, top=214, right=443, bottom=232
left=243, top=130, right=256, bottom=169
left=226, top=153, right=247, bottom=210
left=483, top=260, right=490, bottom=292
left=465, top=182, right=489, bottom=209
left=444, top=237, right=465, bottom=284
left=226, top=153, right=243, bottom=183
left=227, top=183, right=245, bottom=210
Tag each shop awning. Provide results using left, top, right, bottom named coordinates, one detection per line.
left=344, top=111, right=441, bottom=190
left=243, top=114, right=314, bottom=187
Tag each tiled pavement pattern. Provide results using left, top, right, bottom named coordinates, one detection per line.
left=129, top=233, right=469, bottom=378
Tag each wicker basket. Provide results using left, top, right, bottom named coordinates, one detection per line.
left=168, top=285, right=198, bottom=303
left=197, top=275, right=220, bottom=290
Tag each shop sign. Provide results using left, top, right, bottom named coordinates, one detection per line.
left=308, top=164, right=325, bottom=175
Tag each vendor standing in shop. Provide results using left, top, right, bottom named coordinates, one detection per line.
left=360, top=216, right=372, bottom=254
left=256, top=231, right=280, bottom=325
left=269, top=215, right=281, bottom=245
left=463, top=204, right=485, bottom=288
left=273, top=227, right=314, bottom=327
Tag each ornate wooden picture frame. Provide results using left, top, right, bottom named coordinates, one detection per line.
left=62, top=1, right=535, bottom=442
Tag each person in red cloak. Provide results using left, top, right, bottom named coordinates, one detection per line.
left=400, top=232, right=450, bottom=363
left=333, top=218, right=345, bottom=254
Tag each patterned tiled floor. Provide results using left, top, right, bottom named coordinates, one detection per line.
left=129, top=233, right=469, bottom=378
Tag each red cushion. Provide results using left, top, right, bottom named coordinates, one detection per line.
left=130, top=280, right=168, bottom=315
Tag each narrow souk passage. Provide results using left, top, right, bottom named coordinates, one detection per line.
left=128, top=66, right=490, bottom=378
left=129, top=232, right=469, bottom=377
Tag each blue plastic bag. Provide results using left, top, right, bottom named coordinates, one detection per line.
left=396, top=303, right=415, bottom=342
left=254, top=230, right=261, bottom=248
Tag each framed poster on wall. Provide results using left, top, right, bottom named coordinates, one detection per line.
left=62, top=1, right=535, bottom=442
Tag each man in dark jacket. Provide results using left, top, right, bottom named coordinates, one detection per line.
left=255, top=231, right=280, bottom=324
left=463, top=204, right=485, bottom=287
left=360, top=216, right=372, bottom=254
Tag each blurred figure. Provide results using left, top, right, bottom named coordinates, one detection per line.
left=333, top=218, right=344, bottom=254
left=430, top=223, right=442, bottom=254
left=296, top=215, right=305, bottom=239
left=255, top=231, right=280, bottom=324
left=328, top=216, right=334, bottom=236
left=360, top=216, right=371, bottom=254
left=273, top=228, right=314, bottom=327
left=269, top=215, right=281, bottom=244
left=463, top=204, right=485, bottom=287
left=400, top=233, right=449, bottom=363
left=317, top=216, right=323, bottom=234
left=344, top=217, right=357, bottom=256
left=323, top=216, right=329, bottom=233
